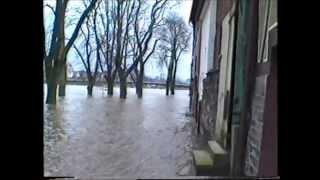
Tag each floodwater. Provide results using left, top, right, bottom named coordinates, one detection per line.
left=44, top=85, right=195, bottom=179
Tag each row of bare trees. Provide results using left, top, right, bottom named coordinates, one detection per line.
left=44, top=0, right=191, bottom=105
left=95, top=0, right=169, bottom=98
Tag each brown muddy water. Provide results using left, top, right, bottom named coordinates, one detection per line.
left=44, top=85, right=195, bottom=179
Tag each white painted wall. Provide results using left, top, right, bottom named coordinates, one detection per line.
left=215, top=13, right=230, bottom=140
left=198, top=0, right=217, bottom=100
left=215, top=12, right=236, bottom=145
left=207, top=0, right=217, bottom=71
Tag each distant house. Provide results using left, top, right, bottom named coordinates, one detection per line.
left=95, top=72, right=106, bottom=82
left=67, top=62, right=74, bottom=79
left=74, top=70, right=87, bottom=81
left=73, top=71, right=80, bottom=79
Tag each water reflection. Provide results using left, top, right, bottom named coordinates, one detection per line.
left=44, top=85, right=194, bottom=178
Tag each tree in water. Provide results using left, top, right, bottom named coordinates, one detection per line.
left=102, top=0, right=168, bottom=99
left=130, top=0, right=168, bottom=98
left=157, top=13, right=191, bottom=95
left=73, top=3, right=102, bottom=96
left=44, top=0, right=98, bottom=104
left=95, top=0, right=116, bottom=96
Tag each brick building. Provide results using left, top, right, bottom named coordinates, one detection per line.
left=189, top=0, right=277, bottom=177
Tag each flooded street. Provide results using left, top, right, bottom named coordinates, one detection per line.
left=44, top=85, right=195, bottom=178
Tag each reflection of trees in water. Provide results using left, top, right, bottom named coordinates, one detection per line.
left=44, top=104, right=68, bottom=176
left=44, top=104, right=67, bottom=145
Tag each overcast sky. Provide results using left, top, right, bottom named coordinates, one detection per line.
left=44, top=0, right=193, bottom=81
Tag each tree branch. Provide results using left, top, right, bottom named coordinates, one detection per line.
left=143, top=39, right=159, bottom=65
left=64, top=0, right=98, bottom=60
left=45, top=4, right=56, bottom=16
left=73, top=44, right=89, bottom=71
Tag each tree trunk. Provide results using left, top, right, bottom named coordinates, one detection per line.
left=134, top=66, right=139, bottom=95
left=87, top=80, right=94, bottom=96
left=170, top=82, right=175, bottom=95
left=135, top=81, right=139, bottom=95
left=58, top=84, right=66, bottom=96
left=166, top=71, right=171, bottom=96
left=46, top=61, right=61, bottom=104
left=136, top=63, right=144, bottom=98
left=170, top=60, right=178, bottom=95
left=106, top=70, right=114, bottom=96
left=107, top=79, right=114, bottom=96
left=58, top=64, right=67, bottom=97
left=166, top=58, right=174, bottom=96
left=46, top=80, right=58, bottom=104
left=136, top=76, right=143, bottom=98
left=119, top=76, right=127, bottom=99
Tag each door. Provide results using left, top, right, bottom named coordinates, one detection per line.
left=215, top=12, right=236, bottom=148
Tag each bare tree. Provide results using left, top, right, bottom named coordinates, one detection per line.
left=72, top=1, right=102, bottom=96
left=114, top=0, right=135, bottom=98
left=117, top=0, right=168, bottom=99
left=44, top=0, right=98, bottom=104
left=91, top=0, right=134, bottom=98
left=158, top=13, right=191, bottom=95
left=94, top=0, right=116, bottom=96
left=89, top=0, right=168, bottom=99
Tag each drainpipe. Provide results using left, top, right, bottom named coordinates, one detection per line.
left=230, top=0, right=258, bottom=176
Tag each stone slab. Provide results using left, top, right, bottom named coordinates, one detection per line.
left=193, top=150, right=214, bottom=167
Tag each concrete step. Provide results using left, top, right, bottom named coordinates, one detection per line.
left=207, top=141, right=230, bottom=176
left=192, top=150, right=214, bottom=175
left=208, top=141, right=226, bottom=154
left=192, top=141, right=230, bottom=176
left=208, top=141, right=227, bottom=162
